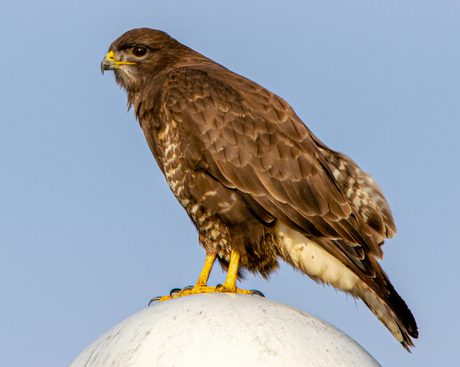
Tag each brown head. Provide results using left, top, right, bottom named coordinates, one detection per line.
left=101, top=28, right=199, bottom=94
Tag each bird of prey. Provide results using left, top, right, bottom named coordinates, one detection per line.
left=101, top=28, right=418, bottom=350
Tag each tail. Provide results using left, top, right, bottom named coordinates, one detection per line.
left=275, top=222, right=418, bottom=350
left=354, top=275, right=418, bottom=351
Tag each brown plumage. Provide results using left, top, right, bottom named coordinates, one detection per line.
left=101, top=28, right=418, bottom=350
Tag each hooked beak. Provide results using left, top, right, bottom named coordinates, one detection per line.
left=100, top=51, right=135, bottom=75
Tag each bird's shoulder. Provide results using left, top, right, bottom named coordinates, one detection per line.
left=160, top=63, right=320, bottom=155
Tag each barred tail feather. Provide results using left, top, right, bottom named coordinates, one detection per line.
left=355, top=280, right=418, bottom=352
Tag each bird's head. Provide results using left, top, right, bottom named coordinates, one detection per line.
left=101, top=28, right=193, bottom=94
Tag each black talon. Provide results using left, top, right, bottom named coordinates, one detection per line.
left=179, top=285, right=194, bottom=296
left=148, top=296, right=162, bottom=306
left=250, top=289, right=265, bottom=297
left=169, top=288, right=182, bottom=296
left=215, top=283, right=223, bottom=291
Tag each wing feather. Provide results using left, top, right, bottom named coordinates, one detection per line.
left=164, top=66, right=392, bottom=268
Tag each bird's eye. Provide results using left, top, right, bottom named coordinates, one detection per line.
left=132, top=47, right=147, bottom=57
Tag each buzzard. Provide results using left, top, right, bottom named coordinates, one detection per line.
left=101, top=28, right=418, bottom=350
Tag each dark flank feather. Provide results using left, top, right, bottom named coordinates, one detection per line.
left=102, top=28, right=418, bottom=350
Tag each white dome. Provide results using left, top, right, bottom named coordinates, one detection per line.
left=69, top=293, right=380, bottom=367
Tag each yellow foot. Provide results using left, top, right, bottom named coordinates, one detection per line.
left=148, top=250, right=264, bottom=305
left=148, top=285, right=264, bottom=304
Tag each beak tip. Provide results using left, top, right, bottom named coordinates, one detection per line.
left=100, top=58, right=111, bottom=75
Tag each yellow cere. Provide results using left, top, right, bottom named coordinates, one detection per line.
left=105, top=51, right=135, bottom=67
left=106, top=51, right=116, bottom=61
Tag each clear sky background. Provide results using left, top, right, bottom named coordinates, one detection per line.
left=1, top=1, right=458, bottom=366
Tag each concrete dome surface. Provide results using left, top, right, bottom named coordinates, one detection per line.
left=69, top=293, right=381, bottom=366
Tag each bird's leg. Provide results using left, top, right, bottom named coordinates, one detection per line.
left=195, top=250, right=264, bottom=296
left=151, top=250, right=264, bottom=304
left=154, top=253, right=216, bottom=302
left=215, top=250, right=247, bottom=293
left=192, top=253, right=217, bottom=289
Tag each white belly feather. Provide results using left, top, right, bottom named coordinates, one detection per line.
left=276, top=222, right=359, bottom=292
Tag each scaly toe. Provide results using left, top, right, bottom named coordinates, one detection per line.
left=215, top=283, right=253, bottom=295
left=148, top=284, right=264, bottom=305
left=148, top=286, right=192, bottom=304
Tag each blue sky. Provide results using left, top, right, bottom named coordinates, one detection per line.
left=1, top=1, right=458, bottom=366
